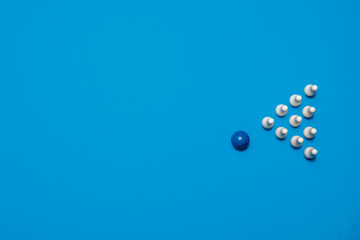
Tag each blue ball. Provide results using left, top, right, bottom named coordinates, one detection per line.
left=231, top=131, right=250, bottom=150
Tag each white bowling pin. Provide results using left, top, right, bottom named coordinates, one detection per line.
left=289, top=94, right=302, bottom=107
left=276, top=104, right=288, bottom=117
left=302, top=106, right=316, bottom=118
left=304, top=84, right=318, bottom=97
left=275, top=127, right=288, bottom=139
left=262, top=117, right=274, bottom=129
left=304, top=147, right=318, bottom=159
left=291, top=135, right=304, bottom=148
left=303, top=127, right=317, bottom=139
left=289, top=115, right=302, bottom=128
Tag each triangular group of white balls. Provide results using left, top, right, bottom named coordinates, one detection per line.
left=262, top=84, right=318, bottom=160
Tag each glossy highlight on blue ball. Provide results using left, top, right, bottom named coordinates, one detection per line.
left=231, top=131, right=250, bottom=150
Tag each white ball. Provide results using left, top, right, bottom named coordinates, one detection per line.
left=303, top=127, right=317, bottom=139
left=291, top=135, right=304, bottom=148
left=302, top=106, right=316, bottom=118
left=289, top=94, right=302, bottom=107
left=289, top=115, right=302, bottom=128
left=304, top=84, right=318, bottom=97
left=262, top=117, right=274, bottom=129
left=276, top=104, right=288, bottom=117
left=304, top=147, right=318, bottom=159
left=275, top=127, right=288, bottom=139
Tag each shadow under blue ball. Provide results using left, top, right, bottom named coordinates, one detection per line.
left=231, top=131, right=250, bottom=151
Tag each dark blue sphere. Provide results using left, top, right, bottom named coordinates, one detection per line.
left=231, top=131, right=250, bottom=150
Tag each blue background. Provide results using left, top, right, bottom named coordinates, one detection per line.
left=1, top=0, right=360, bottom=239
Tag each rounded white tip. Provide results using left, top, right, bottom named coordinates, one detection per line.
left=296, top=116, right=302, bottom=122
left=282, top=128, right=288, bottom=134
left=296, top=95, right=302, bottom=102
left=268, top=118, right=274, bottom=124
left=310, top=128, right=317, bottom=134
left=311, top=149, right=318, bottom=156
left=312, top=85, right=318, bottom=91
left=309, top=107, right=316, bottom=113
left=282, top=105, right=288, bottom=112
left=297, top=137, right=304, bottom=143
